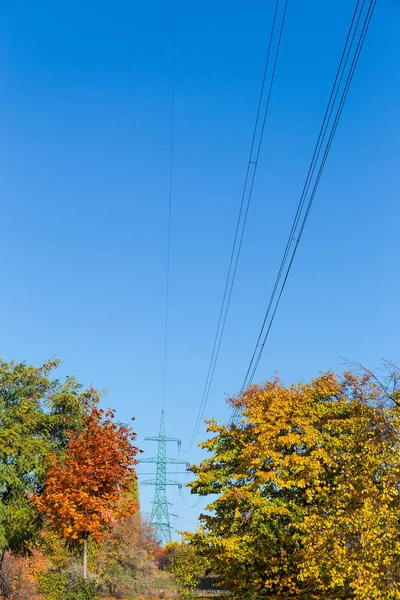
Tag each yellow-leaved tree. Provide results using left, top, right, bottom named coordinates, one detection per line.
left=186, top=370, right=400, bottom=600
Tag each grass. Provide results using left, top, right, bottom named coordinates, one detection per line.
left=99, top=572, right=230, bottom=599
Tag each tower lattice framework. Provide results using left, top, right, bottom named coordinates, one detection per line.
left=141, top=411, right=188, bottom=544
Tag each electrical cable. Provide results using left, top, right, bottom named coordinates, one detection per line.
left=173, top=482, right=184, bottom=526
left=170, top=432, right=184, bottom=519
left=162, top=0, right=178, bottom=408
left=230, top=0, right=376, bottom=423
left=184, top=0, right=289, bottom=451
left=182, top=492, right=204, bottom=510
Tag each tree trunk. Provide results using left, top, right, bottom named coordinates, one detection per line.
left=0, top=550, right=6, bottom=600
left=83, top=538, right=88, bottom=581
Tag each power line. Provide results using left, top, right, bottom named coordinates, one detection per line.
left=170, top=428, right=187, bottom=525
left=184, top=0, right=289, bottom=452
left=162, top=0, right=178, bottom=408
left=231, top=0, right=376, bottom=423
left=181, top=489, right=203, bottom=510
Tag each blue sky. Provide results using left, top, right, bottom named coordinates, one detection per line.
left=1, top=1, right=399, bottom=536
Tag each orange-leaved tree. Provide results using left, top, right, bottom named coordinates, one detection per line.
left=30, top=406, right=139, bottom=580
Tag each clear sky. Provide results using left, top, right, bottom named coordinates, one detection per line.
left=1, top=1, right=399, bottom=537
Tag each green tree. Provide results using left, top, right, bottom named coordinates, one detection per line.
left=186, top=371, right=400, bottom=600
left=0, top=357, right=98, bottom=566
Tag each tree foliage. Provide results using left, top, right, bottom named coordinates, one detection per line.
left=0, top=357, right=97, bottom=559
left=31, top=406, right=139, bottom=552
left=187, top=371, right=400, bottom=599
left=0, top=357, right=167, bottom=598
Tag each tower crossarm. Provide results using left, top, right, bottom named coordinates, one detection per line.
left=166, top=457, right=190, bottom=466
left=141, top=478, right=183, bottom=486
left=139, top=456, right=189, bottom=466
left=145, top=435, right=182, bottom=443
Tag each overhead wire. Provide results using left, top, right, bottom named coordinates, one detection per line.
left=184, top=0, right=289, bottom=452
left=230, top=0, right=377, bottom=423
left=181, top=488, right=204, bottom=510
left=162, top=0, right=178, bottom=408
left=170, top=429, right=185, bottom=523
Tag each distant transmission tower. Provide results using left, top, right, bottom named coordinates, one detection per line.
left=141, top=411, right=189, bottom=544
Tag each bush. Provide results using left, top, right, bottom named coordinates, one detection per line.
left=38, top=572, right=68, bottom=600
left=38, top=572, right=99, bottom=600
left=0, top=551, right=43, bottom=600
left=65, top=579, right=100, bottom=600
left=162, top=542, right=208, bottom=598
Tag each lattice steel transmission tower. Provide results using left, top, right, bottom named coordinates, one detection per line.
left=140, top=411, right=189, bottom=545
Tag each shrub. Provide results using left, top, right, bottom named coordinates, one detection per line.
left=38, top=572, right=100, bottom=600
left=38, top=572, right=68, bottom=600
left=65, top=579, right=100, bottom=600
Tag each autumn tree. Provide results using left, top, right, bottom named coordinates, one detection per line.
left=31, top=406, right=139, bottom=580
left=186, top=371, right=400, bottom=600
left=0, top=358, right=97, bottom=568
